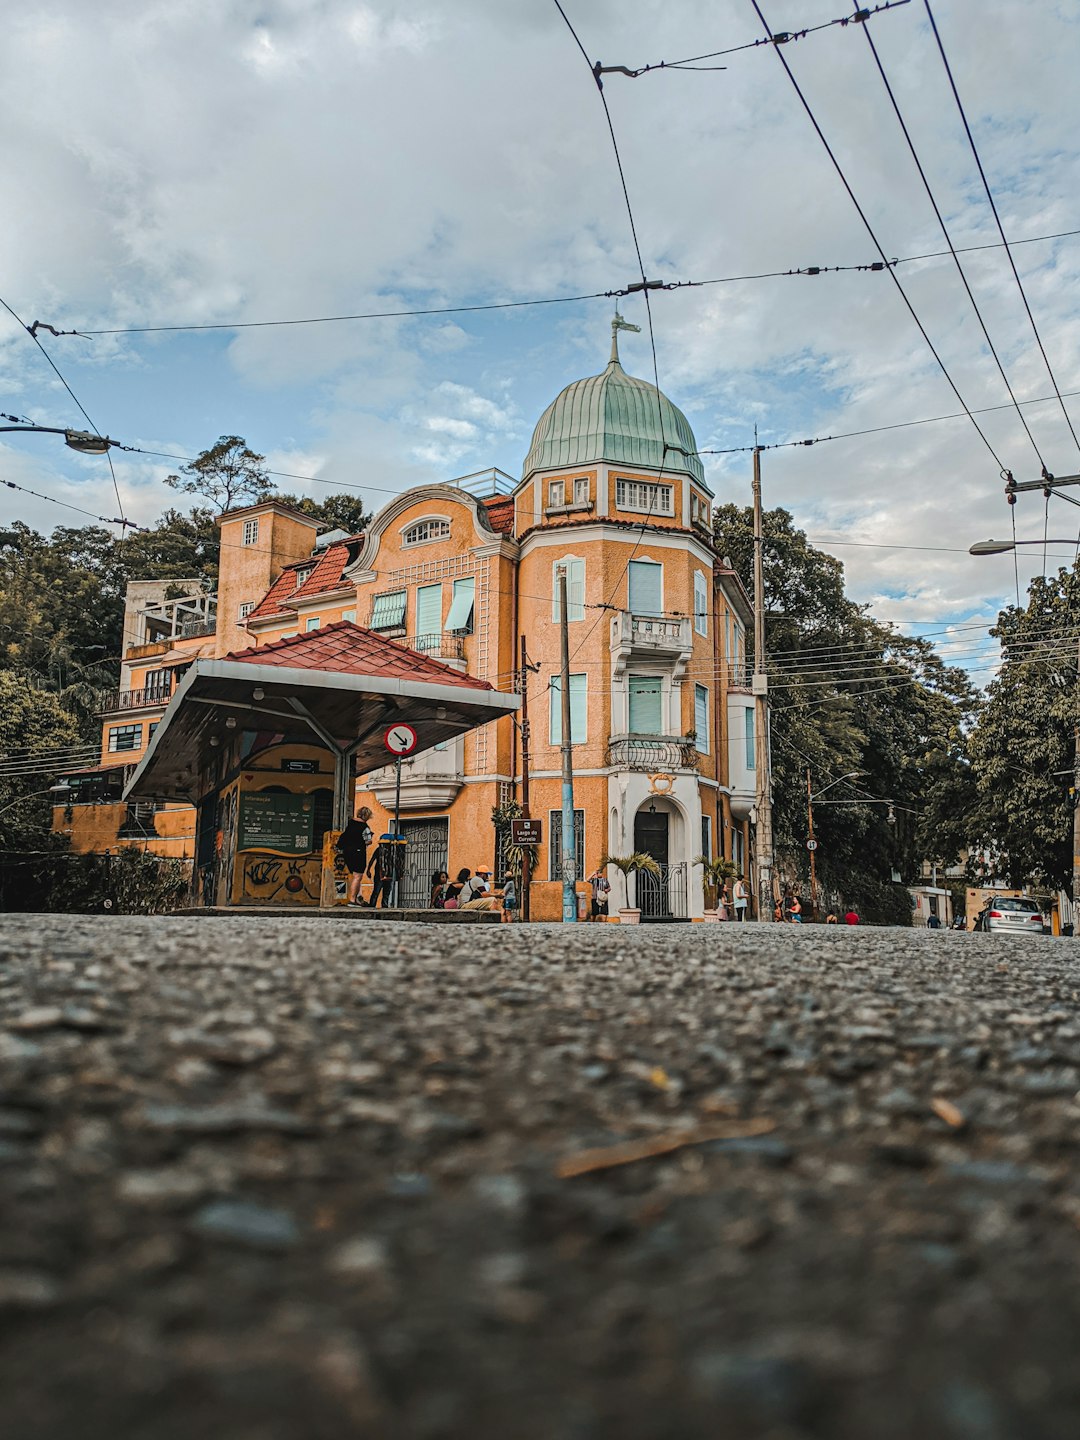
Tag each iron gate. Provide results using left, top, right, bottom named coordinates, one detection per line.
left=637, top=861, right=689, bottom=922
left=397, top=819, right=449, bottom=907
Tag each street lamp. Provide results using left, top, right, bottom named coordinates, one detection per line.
left=0, top=781, right=71, bottom=820
left=1, top=421, right=114, bottom=453
left=971, top=535, right=1080, bottom=910
left=969, top=538, right=1074, bottom=555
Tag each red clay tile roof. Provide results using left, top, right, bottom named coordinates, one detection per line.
left=221, top=620, right=495, bottom=692
left=483, top=495, right=516, bottom=536
left=245, top=537, right=361, bottom=622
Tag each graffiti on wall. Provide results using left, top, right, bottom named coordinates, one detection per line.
left=240, top=852, right=321, bottom=905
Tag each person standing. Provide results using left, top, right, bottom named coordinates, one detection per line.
left=587, top=867, right=610, bottom=922
left=338, top=805, right=374, bottom=907
left=926, top=912, right=942, bottom=930
left=732, top=876, right=749, bottom=922
left=367, top=834, right=404, bottom=908
left=717, top=880, right=731, bottom=921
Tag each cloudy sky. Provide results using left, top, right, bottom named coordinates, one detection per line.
left=2, top=0, right=1079, bottom=682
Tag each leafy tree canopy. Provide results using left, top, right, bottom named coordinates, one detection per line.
left=164, top=435, right=272, bottom=512
left=713, top=503, right=979, bottom=894
left=966, top=563, right=1079, bottom=890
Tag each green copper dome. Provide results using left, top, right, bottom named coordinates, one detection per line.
left=523, top=339, right=705, bottom=485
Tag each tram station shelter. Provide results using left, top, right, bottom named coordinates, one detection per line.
left=122, top=622, right=518, bottom=908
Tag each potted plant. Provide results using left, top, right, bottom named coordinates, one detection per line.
left=695, top=855, right=739, bottom=921
left=600, top=853, right=661, bottom=924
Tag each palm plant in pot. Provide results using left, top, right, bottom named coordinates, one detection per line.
left=600, top=853, right=661, bottom=924
left=695, top=855, right=739, bottom=921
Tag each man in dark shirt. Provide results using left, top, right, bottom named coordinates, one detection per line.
left=367, top=834, right=406, bottom=908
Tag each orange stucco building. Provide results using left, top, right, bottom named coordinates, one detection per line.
left=55, top=332, right=757, bottom=918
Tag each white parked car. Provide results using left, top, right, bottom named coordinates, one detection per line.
left=973, top=898, right=1046, bottom=935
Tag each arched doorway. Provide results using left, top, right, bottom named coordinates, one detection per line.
left=633, top=799, right=688, bottom=922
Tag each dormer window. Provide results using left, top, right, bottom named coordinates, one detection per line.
left=295, top=567, right=313, bottom=588
left=403, top=518, right=450, bottom=547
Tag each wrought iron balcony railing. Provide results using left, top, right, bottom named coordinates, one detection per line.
left=99, top=686, right=173, bottom=714
left=606, top=734, right=701, bottom=772
left=397, top=634, right=466, bottom=660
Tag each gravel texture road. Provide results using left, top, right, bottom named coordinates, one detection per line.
left=1, top=914, right=1079, bottom=1440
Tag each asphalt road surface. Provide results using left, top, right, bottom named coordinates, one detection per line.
left=1, top=914, right=1079, bottom=1440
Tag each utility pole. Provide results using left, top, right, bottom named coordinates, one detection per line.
left=752, top=447, right=774, bottom=920
left=519, top=634, right=533, bottom=924
left=806, top=768, right=818, bottom=917
left=556, top=565, right=578, bottom=923
left=1073, top=633, right=1080, bottom=910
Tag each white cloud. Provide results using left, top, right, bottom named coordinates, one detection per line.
left=1, top=0, right=1078, bottom=664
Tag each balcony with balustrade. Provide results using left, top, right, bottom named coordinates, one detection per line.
left=605, top=734, right=701, bottom=773
left=610, top=611, right=693, bottom=682
left=99, top=685, right=174, bottom=716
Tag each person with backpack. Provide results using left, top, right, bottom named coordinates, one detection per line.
left=366, top=834, right=405, bottom=908
left=460, top=867, right=497, bottom=911
left=337, top=805, right=374, bottom=907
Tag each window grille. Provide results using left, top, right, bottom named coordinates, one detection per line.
left=403, top=518, right=450, bottom=546
left=369, top=589, right=407, bottom=630
left=615, top=478, right=673, bottom=516
left=548, top=808, right=585, bottom=881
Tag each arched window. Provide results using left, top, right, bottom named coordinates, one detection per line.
left=403, top=518, right=450, bottom=547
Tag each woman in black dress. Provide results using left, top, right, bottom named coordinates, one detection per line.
left=338, top=806, right=374, bottom=906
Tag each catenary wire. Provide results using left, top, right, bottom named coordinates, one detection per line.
left=750, top=0, right=1008, bottom=473
left=30, top=225, right=1071, bottom=337
left=924, top=0, right=1080, bottom=462
left=860, top=21, right=1048, bottom=469
left=0, top=292, right=127, bottom=527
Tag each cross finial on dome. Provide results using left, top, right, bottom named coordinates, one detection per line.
left=610, top=308, right=641, bottom=364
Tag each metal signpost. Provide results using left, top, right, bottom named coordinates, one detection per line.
left=384, top=723, right=417, bottom=906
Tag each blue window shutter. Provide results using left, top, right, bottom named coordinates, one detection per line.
left=628, top=560, right=662, bottom=616
left=628, top=675, right=663, bottom=734
left=694, top=571, right=708, bottom=634
left=416, top=583, right=442, bottom=637
left=695, top=685, right=709, bottom=753
left=445, top=577, right=474, bottom=631
left=551, top=674, right=587, bottom=744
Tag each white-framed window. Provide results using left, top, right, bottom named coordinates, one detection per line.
left=628, top=675, right=663, bottom=734
left=691, top=492, right=710, bottom=527
left=745, top=707, right=756, bottom=769
left=108, top=723, right=142, bottom=753
left=549, top=808, right=585, bottom=881
left=369, top=589, right=407, bottom=630
left=693, top=570, right=708, bottom=635
left=573, top=477, right=589, bottom=505
left=694, top=684, right=710, bottom=753
left=306, top=617, right=321, bottom=632
left=628, top=559, right=663, bottom=616
left=341, top=609, right=356, bottom=623
left=144, top=667, right=170, bottom=698
left=403, top=517, right=450, bottom=547
left=550, top=673, right=587, bottom=745
left=445, top=577, right=475, bottom=634
left=238, top=600, right=254, bottom=620
left=415, top=582, right=443, bottom=637
left=615, top=478, right=673, bottom=517
left=295, top=567, right=313, bottom=589
left=242, top=518, right=259, bottom=547
left=548, top=479, right=566, bottom=509
left=552, top=558, right=585, bottom=623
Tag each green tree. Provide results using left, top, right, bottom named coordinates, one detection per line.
left=966, top=563, right=1079, bottom=889
left=164, top=435, right=272, bottom=512
left=712, top=503, right=978, bottom=896
left=0, top=672, right=83, bottom=852
left=276, top=492, right=371, bottom=535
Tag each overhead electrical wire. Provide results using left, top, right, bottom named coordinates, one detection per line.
left=860, top=20, right=1048, bottom=470
left=0, top=291, right=128, bottom=528
left=26, top=225, right=1078, bottom=339
left=924, top=0, right=1080, bottom=462
left=749, top=0, right=1008, bottom=474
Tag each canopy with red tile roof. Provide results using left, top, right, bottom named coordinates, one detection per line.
left=124, top=621, right=516, bottom=806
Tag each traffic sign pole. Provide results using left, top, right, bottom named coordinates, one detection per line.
left=383, top=725, right=418, bottom=907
